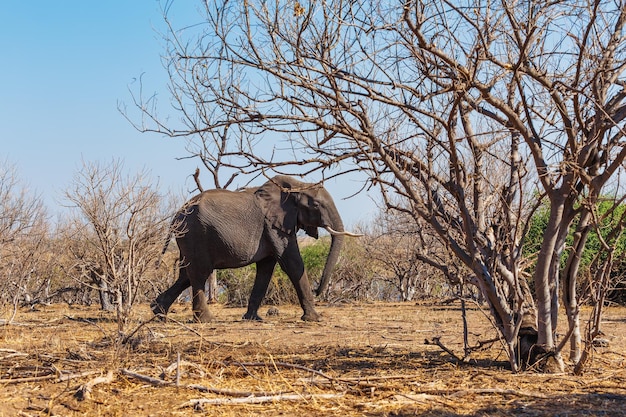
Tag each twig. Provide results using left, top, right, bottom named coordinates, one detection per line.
left=0, top=374, right=57, bottom=384
left=0, top=349, right=29, bottom=359
left=74, top=370, right=115, bottom=401
left=0, top=370, right=101, bottom=385
left=300, top=379, right=402, bottom=392
left=193, top=168, right=204, bottom=192
left=63, top=315, right=109, bottom=340
left=604, top=350, right=626, bottom=359
left=120, top=369, right=169, bottom=386
left=0, top=319, right=31, bottom=326
left=394, top=393, right=452, bottom=405
left=121, top=314, right=161, bottom=345
left=223, top=360, right=335, bottom=382
left=471, top=337, right=501, bottom=350
left=161, top=359, right=206, bottom=379
left=24, top=404, right=58, bottom=416
left=425, top=335, right=500, bottom=361
left=176, top=352, right=181, bottom=387
left=120, top=368, right=273, bottom=397
left=446, top=388, right=550, bottom=399
left=326, top=374, right=420, bottom=382
left=57, top=370, right=102, bottom=382
left=381, top=335, right=415, bottom=341
left=223, top=360, right=352, bottom=390
left=461, top=297, right=470, bottom=358
left=0, top=348, right=25, bottom=353
left=399, top=387, right=552, bottom=399
left=160, top=316, right=203, bottom=338
left=425, top=337, right=461, bottom=362
left=300, top=374, right=421, bottom=386
left=179, top=393, right=345, bottom=408
left=224, top=361, right=417, bottom=392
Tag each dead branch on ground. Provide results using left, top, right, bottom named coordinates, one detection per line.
left=120, top=368, right=284, bottom=397
left=179, top=393, right=345, bottom=408
left=0, top=370, right=100, bottom=385
left=74, top=370, right=115, bottom=401
left=121, top=314, right=162, bottom=345
left=425, top=336, right=501, bottom=363
left=425, top=337, right=461, bottom=361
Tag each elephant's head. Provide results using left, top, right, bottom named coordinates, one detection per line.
left=255, top=175, right=360, bottom=296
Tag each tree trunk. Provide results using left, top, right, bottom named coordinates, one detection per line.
left=562, top=209, right=592, bottom=363
left=88, top=266, right=114, bottom=311
left=97, top=278, right=114, bottom=312
left=206, top=270, right=218, bottom=303
left=470, top=265, right=524, bottom=371
left=533, top=198, right=566, bottom=349
left=531, top=192, right=574, bottom=372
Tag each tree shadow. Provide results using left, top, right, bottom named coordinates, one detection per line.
left=603, top=316, right=626, bottom=323
left=366, top=392, right=626, bottom=417
left=303, top=345, right=510, bottom=374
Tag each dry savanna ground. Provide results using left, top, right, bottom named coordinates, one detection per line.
left=1, top=301, right=625, bottom=417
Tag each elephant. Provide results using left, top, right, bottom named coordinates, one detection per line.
left=152, top=175, right=360, bottom=322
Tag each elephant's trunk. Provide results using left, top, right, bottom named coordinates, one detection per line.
left=316, top=208, right=346, bottom=297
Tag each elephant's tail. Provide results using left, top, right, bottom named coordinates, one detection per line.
left=156, top=204, right=192, bottom=269
left=155, top=230, right=173, bottom=269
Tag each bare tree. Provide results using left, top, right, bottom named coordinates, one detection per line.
left=364, top=209, right=458, bottom=301
left=0, top=162, right=46, bottom=246
left=64, top=159, right=172, bottom=331
left=573, top=192, right=626, bottom=374
left=131, top=0, right=626, bottom=371
left=0, top=162, right=49, bottom=320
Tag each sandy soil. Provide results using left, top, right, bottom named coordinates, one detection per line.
left=1, top=301, right=625, bottom=416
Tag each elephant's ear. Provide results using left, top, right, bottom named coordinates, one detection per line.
left=254, top=177, right=298, bottom=235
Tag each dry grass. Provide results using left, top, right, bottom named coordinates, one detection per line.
left=1, top=302, right=625, bottom=416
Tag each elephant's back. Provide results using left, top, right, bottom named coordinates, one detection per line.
left=195, top=188, right=260, bottom=223
left=178, top=189, right=268, bottom=266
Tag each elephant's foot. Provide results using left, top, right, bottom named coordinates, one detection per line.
left=242, top=311, right=263, bottom=321
left=192, top=307, right=215, bottom=323
left=301, top=311, right=322, bottom=322
left=151, top=299, right=168, bottom=318
left=191, top=289, right=214, bottom=322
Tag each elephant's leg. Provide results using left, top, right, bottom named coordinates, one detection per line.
left=152, top=266, right=190, bottom=317
left=243, top=257, right=277, bottom=321
left=189, top=262, right=215, bottom=323
left=191, top=287, right=214, bottom=323
left=279, top=247, right=321, bottom=322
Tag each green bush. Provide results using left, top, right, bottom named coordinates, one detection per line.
left=301, top=237, right=331, bottom=284
left=217, top=268, right=255, bottom=306
left=523, top=198, right=626, bottom=304
left=217, top=237, right=332, bottom=307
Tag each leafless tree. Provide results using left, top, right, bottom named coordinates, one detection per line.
left=64, top=159, right=173, bottom=331
left=0, top=162, right=50, bottom=320
left=130, top=0, right=626, bottom=371
left=0, top=162, right=46, bottom=246
left=572, top=191, right=626, bottom=374
left=364, top=209, right=458, bottom=301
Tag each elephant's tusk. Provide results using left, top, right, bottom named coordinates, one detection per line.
left=323, top=226, right=364, bottom=237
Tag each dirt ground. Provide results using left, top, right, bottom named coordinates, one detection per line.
left=1, top=301, right=625, bottom=417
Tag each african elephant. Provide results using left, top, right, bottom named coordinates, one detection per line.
left=152, top=175, right=359, bottom=322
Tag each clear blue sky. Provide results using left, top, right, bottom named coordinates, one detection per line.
left=0, top=1, right=376, bottom=227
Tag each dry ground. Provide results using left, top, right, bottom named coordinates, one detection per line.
left=1, top=301, right=625, bottom=416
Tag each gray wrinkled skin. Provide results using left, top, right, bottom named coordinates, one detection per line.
left=152, top=176, right=346, bottom=323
